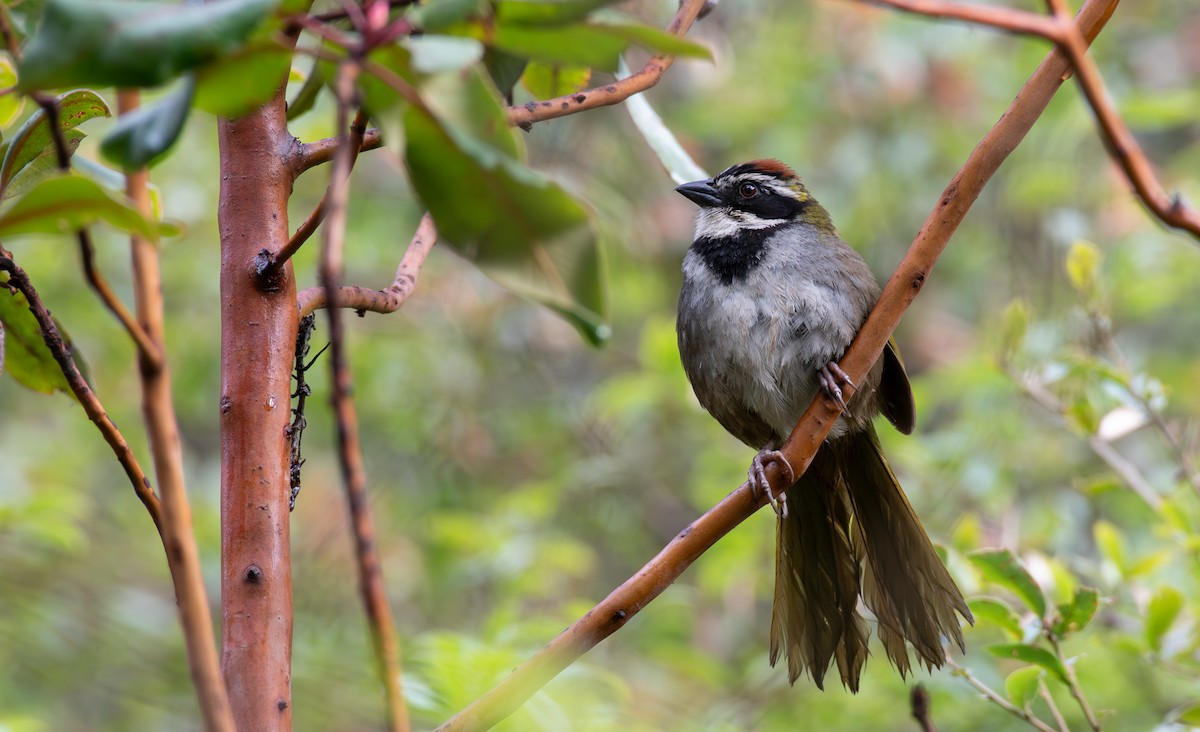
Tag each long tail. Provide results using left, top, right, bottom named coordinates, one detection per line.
left=770, top=449, right=869, bottom=691
left=835, top=426, right=973, bottom=677
left=769, top=428, right=972, bottom=690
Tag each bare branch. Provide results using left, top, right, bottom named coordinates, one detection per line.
left=119, top=90, right=236, bottom=732
left=867, top=0, right=1060, bottom=38
left=297, top=127, right=384, bottom=174
left=506, top=0, right=710, bottom=128
left=910, top=684, right=939, bottom=732
left=0, top=248, right=163, bottom=531
left=946, top=658, right=1059, bottom=732
left=435, top=1, right=1118, bottom=728
left=297, top=212, right=436, bottom=318
left=319, top=61, right=410, bottom=732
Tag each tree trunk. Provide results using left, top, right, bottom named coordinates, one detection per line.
left=217, top=94, right=299, bottom=731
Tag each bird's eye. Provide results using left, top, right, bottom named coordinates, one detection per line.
left=738, top=182, right=759, bottom=198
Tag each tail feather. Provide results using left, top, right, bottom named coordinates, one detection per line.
left=770, top=451, right=870, bottom=691
left=835, top=428, right=973, bottom=675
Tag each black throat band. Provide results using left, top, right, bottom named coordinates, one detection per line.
left=692, top=224, right=785, bottom=284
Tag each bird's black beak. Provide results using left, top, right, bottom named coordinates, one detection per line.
left=675, top=179, right=723, bottom=208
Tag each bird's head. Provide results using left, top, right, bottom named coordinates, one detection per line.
left=675, top=159, right=833, bottom=240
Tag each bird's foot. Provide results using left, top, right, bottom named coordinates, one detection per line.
left=817, top=360, right=855, bottom=417
left=749, top=449, right=794, bottom=518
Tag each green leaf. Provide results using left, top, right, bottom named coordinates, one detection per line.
left=520, top=62, right=590, bottom=99
left=620, top=57, right=707, bottom=185
left=1176, top=701, right=1200, bottom=725
left=482, top=48, right=528, bottom=101
left=401, top=69, right=608, bottom=345
left=192, top=41, right=292, bottom=117
left=1004, top=666, right=1042, bottom=709
left=1065, top=239, right=1101, bottom=298
left=0, top=281, right=72, bottom=395
left=19, top=0, right=277, bottom=90
left=1051, top=586, right=1099, bottom=638
left=968, top=597, right=1023, bottom=639
left=999, top=298, right=1029, bottom=357
left=100, top=78, right=195, bottom=169
left=970, top=548, right=1047, bottom=619
left=0, top=59, right=25, bottom=128
left=0, top=89, right=110, bottom=196
left=3, top=128, right=86, bottom=200
left=0, top=174, right=176, bottom=240
left=487, top=21, right=710, bottom=72
left=494, top=0, right=617, bottom=25
left=1145, top=586, right=1183, bottom=652
left=1093, top=520, right=1126, bottom=575
left=986, top=643, right=1069, bottom=686
left=286, top=60, right=325, bottom=122
left=411, top=0, right=486, bottom=33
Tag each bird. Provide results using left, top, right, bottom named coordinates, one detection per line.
left=674, top=159, right=972, bottom=692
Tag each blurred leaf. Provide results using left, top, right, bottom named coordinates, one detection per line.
left=72, top=155, right=166, bottom=221
left=1004, top=666, right=1042, bottom=708
left=970, top=548, right=1047, bottom=619
left=1065, top=239, right=1101, bottom=298
left=0, top=59, right=24, bottom=128
left=1177, top=701, right=1200, bottom=725
left=402, top=68, right=608, bottom=345
left=0, top=88, right=110, bottom=196
left=406, top=35, right=485, bottom=74
left=193, top=42, right=292, bottom=117
left=520, top=62, right=590, bottom=100
left=286, top=59, right=324, bottom=121
left=19, top=0, right=277, bottom=90
left=987, top=643, right=1069, bottom=685
left=411, top=0, right=486, bottom=32
left=1127, top=549, right=1170, bottom=578
left=1093, top=520, right=1126, bottom=575
left=1051, top=586, right=1099, bottom=637
left=494, top=0, right=616, bottom=25
left=482, top=48, right=528, bottom=101
left=969, top=596, right=1023, bottom=639
left=0, top=280, right=72, bottom=395
left=487, top=21, right=710, bottom=72
left=999, top=298, right=1029, bottom=359
left=1122, top=88, right=1200, bottom=128
left=1145, top=586, right=1183, bottom=652
left=100, top=77, right=195, bottom=169
left=0, top=174, right=177, bottom=240
left=620, top=56, right=706, bottom=185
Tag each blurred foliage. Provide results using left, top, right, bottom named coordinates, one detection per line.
left=2, top=0, right=1200, bottom=730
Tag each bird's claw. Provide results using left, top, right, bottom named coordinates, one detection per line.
left=750, top=449, right=794, bottom=518
left=818, top=361, right=855, bottom=416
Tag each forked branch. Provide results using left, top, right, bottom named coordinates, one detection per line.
left=435, top=0, right=1118, bottom=728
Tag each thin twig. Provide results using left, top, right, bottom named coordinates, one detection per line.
left=266, top=109, right=370, bottom=276
left=911, top=684, right=939, bottom=732
left=297, top=212, right=436, bottom=318
left=320, top=61, right=410, bottom=732
left=868, top=0, right=1060, bottom=37
left=507, top=0, right=709, bottom=128
left=1037, top=680, right=1071, bottom=732
left=28, top=95, right=164, bottom=366
left=946, top=658, right=1059, bottom=732
left=0, top=248, right=163, bottom=530
left=1046, top=634, right=1101, bottom=731
left=435, top=1, right=1118, bottom=729
left=119, top=89, right=236, bottom=732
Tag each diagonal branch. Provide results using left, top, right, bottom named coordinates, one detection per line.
left=435, top=0, right=1118, bottom=729
left=0, top=249, right=163, bottom=530
left=506, top=0, right=710, bottom=129
left=320, top=61, right=410, bottom=732
left=297, top=212, right=436, bottom=318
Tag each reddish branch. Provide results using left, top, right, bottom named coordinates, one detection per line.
left=435, top=0, right=1119, bottom=729
left=118, top=90, right=234, bottom=732
left=319, top=62, right=410, bottom=732
left=506, top=0, right=710, bottom=128
left=297, top=212, right=436, bottom=318
left=0, top=247, right=163, bottom=530
left=297, top=127, right=383, bottom=173
left=868, top=0, right=1200, bottom=240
